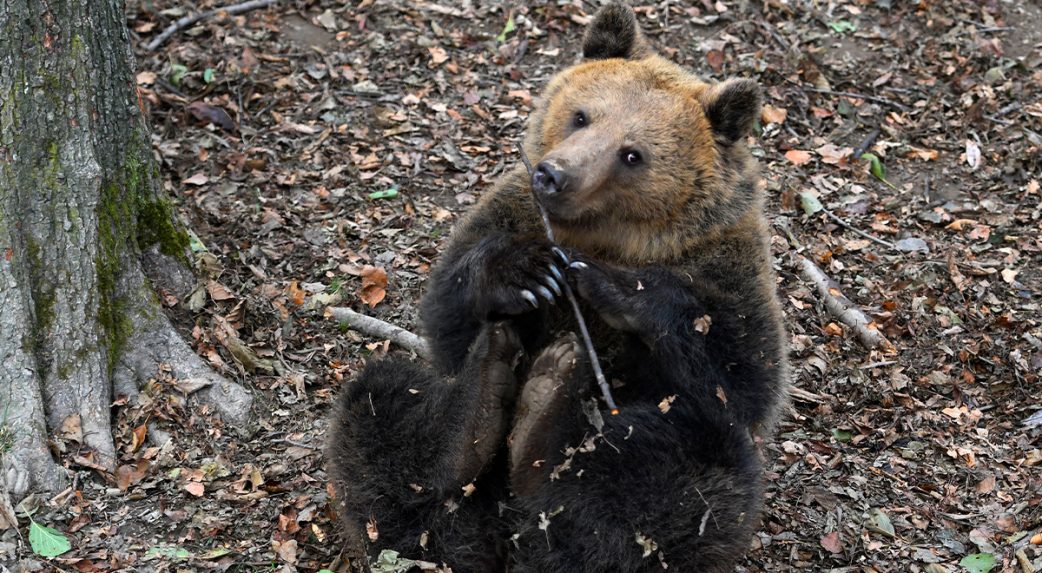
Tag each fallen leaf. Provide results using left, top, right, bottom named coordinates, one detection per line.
left=761, top=104, right=788, bottom=124
left=865, top=508, right=895, bottom=537
left=207, top=280, right=235, bottom=302
left=907, top=146, right=939, bottom=161
left=287, top=281, right=306, bottom=306
left=959, top=553, right=996, bottom=573
left=187, top=101, right=237, bottom=133
left=895, top=237, right=929, bottom=253
left=820, top=531, right=844, bottom=554
left=658, top=395, right=677, bottom=414
left=706, top=49, right=725, bottom=72
left=965, top=140, right=981, bottom=169
left=816, top=143, right=852, bottom=165
left=798, top=191, right=824, bottom=215
left=183, top=173, right=209, bottom=186
left=359, top=265, right=388, bottom=308
left=428, top=46, right=449, bottom=66
left=693, top=314, right=712, bottom=334
left=785, top=149, right=812, bottom=165
left=184, top=482, right=204, bottom=497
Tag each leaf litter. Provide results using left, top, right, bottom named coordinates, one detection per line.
left=5, top=1, right=1041, bottom=572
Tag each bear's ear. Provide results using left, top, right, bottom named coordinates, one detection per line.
left=582, top=3, right=650, bottom=60
left=701, top=79, right=762, bottom=144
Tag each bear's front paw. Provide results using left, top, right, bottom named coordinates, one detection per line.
left=468, top=236, right=566, bottom=318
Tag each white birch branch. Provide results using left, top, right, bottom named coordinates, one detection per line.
left=327, top=307, right=431, bottom=360
left=798, top=255, right=892, bottom=351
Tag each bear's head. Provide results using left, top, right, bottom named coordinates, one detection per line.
left=522, top=3, right=763, bottom=263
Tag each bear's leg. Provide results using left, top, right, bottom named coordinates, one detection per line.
left=507, top=339, right=763, bottom=573
left=508, top=333, right=584, bottom=497
left=327, top=323, right=522, bottom=572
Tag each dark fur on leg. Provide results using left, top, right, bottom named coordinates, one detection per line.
left=327, top=324, right=523, bottom=571
left=503, top=260, right=765, bottom=573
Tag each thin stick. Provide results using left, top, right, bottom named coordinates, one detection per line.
left=850, top=127, right=880, bottom=160
left=517, top=145, right=620, bottom=415
left=821, top=209, right=898, bottom=251
left=801, top=86, right=910, bottom=112
left=145, top=0, right=281, bottom=51
left=326, top=307, right=432, bottom=360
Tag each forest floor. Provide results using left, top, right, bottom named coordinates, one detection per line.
left=4, top=0, right=1042, bottom=572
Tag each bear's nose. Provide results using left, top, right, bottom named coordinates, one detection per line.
left=532, top=161, right=567, bottom=195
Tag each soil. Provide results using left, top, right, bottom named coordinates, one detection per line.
left=3, top=1, right=1041, bottom=572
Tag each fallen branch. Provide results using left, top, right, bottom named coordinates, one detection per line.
left=801, top=86, right=910, bottom=112
left=327, top=307, right=431, bottom=360
left=145, top=0, right=281, bottom=51
left=798, top=255, right=892, bottom=351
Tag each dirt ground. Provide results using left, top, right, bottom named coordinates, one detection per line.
left=3, top=1, right=1041, bottom=572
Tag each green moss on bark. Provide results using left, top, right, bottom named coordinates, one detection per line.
left=95, top=151, right=191, bottom=372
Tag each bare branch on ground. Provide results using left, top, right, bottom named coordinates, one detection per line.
left=145, top=0, right=281, bottom=51
left=798, top=255, right=893, bottom=351
left=327, top=307, right=431, bottom=360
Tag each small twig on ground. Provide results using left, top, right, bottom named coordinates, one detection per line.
left=326, top=307, right=431, bottom=360
left=820, top=207, right=898, bottom=251
left=797, top=255, right=891, bottom=351
left=850, top=127, right=880, bottom=160
left=517, top=144, right=620, bottom=415
left=801, top=86, right=910, bottom=112
left=145, top=0, right=281, bottom=51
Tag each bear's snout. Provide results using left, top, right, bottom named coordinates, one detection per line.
left=532, top=161, right=568, bottom=195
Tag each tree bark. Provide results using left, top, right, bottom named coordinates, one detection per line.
left=0, top=0, right=252, bottom=509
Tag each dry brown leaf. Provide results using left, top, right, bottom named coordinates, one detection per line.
left=706, top=49, right=725, bottom=72
left=820, top=531, right=844, bottom=554
left=715, top=385, right=728, bottom=405
left=366, top=517, right=379, bottom=542
left=359, top=265, right=389, bottom=308
left=761, top=104, right=788, bottom=124
left=907, top=146, right=939, bottom=161
left=207, top=280, right=235, bottom=302
left=287, top=281, right=306, bottom=306
left=693, top=314, right=712, bottom=334
left=428, top=46, right=449, bottom=66
left=785, top=149, right=812, bottom=165
left=184, top=482, right=205, bottom=497
left=130, top=423, right=147, bottom=453
left=183, top=173, right=209, bottom=186
left=116, top=460, right=150, bottom=491
left=816, top=143, right=852, bottom=165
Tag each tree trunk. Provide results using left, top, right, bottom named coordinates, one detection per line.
left=0, top=0, right=252, bottom=513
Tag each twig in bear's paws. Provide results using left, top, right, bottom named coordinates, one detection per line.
left=517, top=143, right=620, bottom=415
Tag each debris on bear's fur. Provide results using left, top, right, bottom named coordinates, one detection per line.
left=326, top=3, right=787, bottom=572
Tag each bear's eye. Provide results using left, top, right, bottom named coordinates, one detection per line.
left=572, top=111, right=588, bottom=128
left=621, top=149, right=643, bottom=167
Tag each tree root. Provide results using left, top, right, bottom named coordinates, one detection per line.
left=114, top=313, right=253, bottom=429
left=798, top=255, right=894, bottom=352
left=326, top=307, right=431, bottom=359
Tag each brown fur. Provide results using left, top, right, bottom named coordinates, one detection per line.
left=327, top=3, right=788, bottom=571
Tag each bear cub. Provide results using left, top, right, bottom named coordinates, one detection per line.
left=326, top=4, right=788, bottom=572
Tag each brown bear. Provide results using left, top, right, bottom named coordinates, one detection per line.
left=325, top=3, right=789, bottom=572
